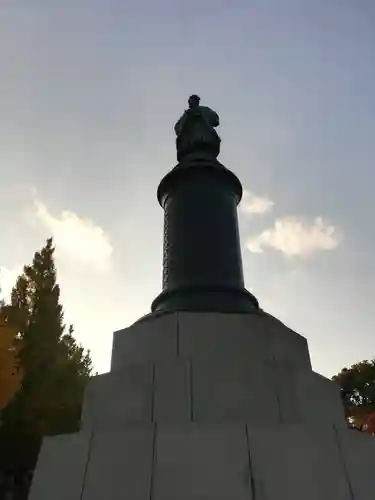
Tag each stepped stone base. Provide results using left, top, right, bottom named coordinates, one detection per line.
left=29, top=312, right=375, bottom=499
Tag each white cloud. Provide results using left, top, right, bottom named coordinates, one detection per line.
left=246, top=216, right=341, bottom=258
left=0, top=265, right=21, bottom=301
left=240, top=190, right=274, bottom=216
left=33, top=200, right=113, bottom=271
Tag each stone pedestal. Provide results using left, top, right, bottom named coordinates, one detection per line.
left=28, top=311, right=375, bottom=499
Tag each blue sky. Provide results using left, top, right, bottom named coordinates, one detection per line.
left=1, top=0, right=374, bottom=377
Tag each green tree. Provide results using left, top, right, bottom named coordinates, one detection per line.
left=0, top=238, right=94, bottom=499
left=333, top=359, right=375, bottom=435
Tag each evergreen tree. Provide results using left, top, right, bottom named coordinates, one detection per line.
left=0, top=304, right=22, bottom=413
left=0, top=238, right=94, bottom=499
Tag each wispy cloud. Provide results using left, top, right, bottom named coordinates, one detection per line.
left=246, top=216, right=341, bottom=258
left=240, top=189, right=274, bottom=216
left=33, top=200, right=113, bottom=271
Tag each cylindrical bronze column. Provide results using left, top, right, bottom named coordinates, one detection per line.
left=151, top=160, right=258, bottom=313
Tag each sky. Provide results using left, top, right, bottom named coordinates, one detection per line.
left=1, top=0, right=374, bottom=378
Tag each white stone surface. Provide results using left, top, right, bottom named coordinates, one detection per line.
left=276, top=362, right=347, bottom=428
left=152, top=423, right=252, bottom=500
left=247, top=424, right=352, bottom=499
left=30, top=310, right=375, bottom=500
left=28, top=432, right=91, bottom=500
left=178, top=312, right=271, bottom=362
left=111, top=313, right=178, bottom=370
left=338, top=427, right=375, bottom=499
left=192, top=355, right=280, bottom=424
left=82, top=425, right=153, bottom=500
left=296, top=371, right=347, bottom=428
left=81, top=364, right=153, bottom=430
left=154, top=358, right=191, bottom=423
left=261, top=312, right=312, bottom=369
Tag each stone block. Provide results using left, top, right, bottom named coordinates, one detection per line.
left=261, top=312, right=312, bottom=370
left=153, top=423, right=252, bottom=500
left=154, top=358, right=191, bottom=423
left=337, top=427, right=375, bottom=499
left=297, top=372, right=347, bottom=428
left=82, top=424, right=153, bottom=500
left=81, top=364, right=153, bottom=430
left=29, top=432, right=91, bottom=500
left=192, top=356, right=280, bottom=424
left=111, top=313, right=178, bottom=371
left=275, top=362, right=347, bottom=428
left=178, top=312, right=272, bottom=363
left=247, top=424, right=352, bottom=499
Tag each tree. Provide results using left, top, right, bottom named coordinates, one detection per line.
left=0, top=305, right=22, bottom=412
left=0, top=238, right=94, bottom=499
left=332, top=359, right=375, bottom=436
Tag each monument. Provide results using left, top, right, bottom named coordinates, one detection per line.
left=29, top=96, right=375, bottom=499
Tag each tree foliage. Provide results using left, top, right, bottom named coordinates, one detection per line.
left=0, top=305, right=22, bottom=412
left=0, top=238, right=94, bottom=498
left=333, top=359, right=375, bottom=435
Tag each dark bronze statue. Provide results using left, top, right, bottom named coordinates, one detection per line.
left=174, top=95, right=221, bottom=162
